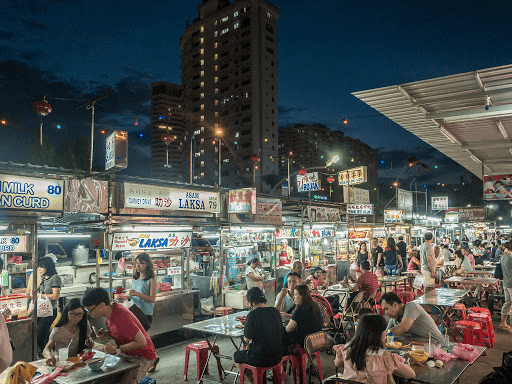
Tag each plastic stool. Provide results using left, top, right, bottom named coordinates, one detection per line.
left=214, top=306, right=233, bottom=317
left=468, top=313, right=495, bottom=347
left=447, top=303, right=466, bottom=330
left=454, top=320, right=486, bottom=347
left=398, top=291, right=417, bottom=303
left=239, top=362, right=282, bottom=384
left=295, top=345, right=323, bottom=384
left=467, top=307, right=491, bottom=315
left=279, top=355, right=299, bottom=384
left=184, top=341, right=223, bottom=381
left=371, top=304, right=384, bottom=316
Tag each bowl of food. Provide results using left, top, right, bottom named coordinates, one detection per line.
left=385, top=341, right=402, bottom=350
left=86, top=356, right=105, bottom=370
left=409, top=351, right=429, bottom=364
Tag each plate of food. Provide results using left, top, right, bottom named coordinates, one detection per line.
left=385, top=341, right=402, bottom=350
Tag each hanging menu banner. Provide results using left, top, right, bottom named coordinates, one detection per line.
left=230, top=197, right=282, bottom=225
left=123, top=183, right=220, bottom=213
left=112, top=232, right=192, bottom=251
left=297, top=172, right=321, bottom=192
left=384, top=209, right=403, bottom=223
left=0, top=175, right=63, bottom=211
left=0, top=235, right=28, bottom=253
left=228, top=188, right=256, bottom=214
left=347, top=204, right=374, bottom=215
left=432, top=196, right=449, bottom=210
left=338, top=166, right=367, bottom=186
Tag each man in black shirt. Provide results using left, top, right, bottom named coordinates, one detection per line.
left=371, top=237, right=384, bottom=276
left=397, top=235, right=407, bottom=274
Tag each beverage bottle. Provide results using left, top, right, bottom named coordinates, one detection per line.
left=386, top=330, right=394, bottom=344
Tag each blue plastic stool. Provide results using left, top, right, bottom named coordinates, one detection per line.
left=140, top=377, right=156, bottom=384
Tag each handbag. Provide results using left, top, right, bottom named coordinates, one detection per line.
left=129, top=304, right=151, bottom=331
left=36, top=294, right=53, bottom=318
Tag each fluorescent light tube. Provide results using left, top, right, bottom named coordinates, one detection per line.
left=498, top=120, right=509, bottom=140
left=38, top=234, right=91, bottom=239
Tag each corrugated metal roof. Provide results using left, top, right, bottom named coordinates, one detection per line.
left=352, top=64, right=512, bottom=178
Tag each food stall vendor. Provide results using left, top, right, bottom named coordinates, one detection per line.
left=279, top=240, right=294, bottom=266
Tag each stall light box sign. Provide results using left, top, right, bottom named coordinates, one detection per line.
left=432, top=197, right=449, bottom=210
left=230, top=197, right=282, bottom=225
left=483, top=174, right=512, bottom=200
left=338, top=166, right=367, bottom=186
left=445, top=207, right=486, bottom=223
left=384, top=210, right=403, bottom=223
left=112, top=232, right=192, bottom=251
left=343, top=187, right=370, bottom=204
left=124, top=183, right=220, bottom=213
left=307, top=206, right=341, bottom=222
left=228, top=188, right=256, bottom=214
left=0, top=175, right=63, bottom=211
left=347, top=204, right=373, bottom=215
left=297, top=172, right=320, bottom=192
left=0, top=236, right=27, bottom=253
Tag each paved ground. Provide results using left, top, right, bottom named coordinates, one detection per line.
left=146, top=316, right=510, bottom=384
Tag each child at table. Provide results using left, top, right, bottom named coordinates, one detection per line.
left=334, top=314, right=415, bottom=384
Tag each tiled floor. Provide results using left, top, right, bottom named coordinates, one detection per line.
left=146, top=317, right=510, bottom=384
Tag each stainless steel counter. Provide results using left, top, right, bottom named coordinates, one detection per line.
left=148, top=289, right=198, bottom=336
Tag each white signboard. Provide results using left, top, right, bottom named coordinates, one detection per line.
left=384, top=210, right=403, bottom=223
left=124, top=183, right=220, bottom=213
left=0, top=236, right=27, bottom=253
left=297, top=172, right=320, bottom=192
left=432, top=196, right=449, bottom=210
left=112, top=232, right=192, bottom=251
left=306, top=206, right=341, bottom=222
left=0, top=175, right=63, bottom=211
left=343, top=187, right=370, bottom=204
left=347, top=204, right=374, bottom=215
left=338, top=166, right=367, bottom=186
left=105, top=132, right=115, bottom=171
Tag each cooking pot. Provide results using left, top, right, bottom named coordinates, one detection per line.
left=72, top=243, right=90, bottom=265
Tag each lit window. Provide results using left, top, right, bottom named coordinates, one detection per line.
left=220, top=28, right=229, bottom=35
left=201, top=70, right=204, bottom=77
left=214, top=42, right=218, bottom=48
left=215, top=112, right=219, bottom=117
left=200, top=149, right=204, bottom=155
left=200, top=82, right=204, bottom=88
left=234, top=11, right=239, bottom=17
left=214, top=65, right=218, bottom=71
left=200, top=48, right=204, bottom=54
left=200, top=116, right=204, bottom=121
left=221, top=16, right=229, bottom=22
left=200, top=138, right=204, bottom=144
left=214, top=54, right=218, bottom=60
left=200, top=161, right=205, bottom=167
left=234, top=21, right=239, bottom=29
left=214, top=31, right=218, bottom=37
left=158, top=125, right=166, bottom=129
left=267, top=12, right=271, bottom=18
left=200, top=93, right=204, bottom=99
left=193, top=175, right=199, bottom=180
left=194, top=129, right=201, bottom=135
left=214, top=77, right=218, bottom=83
left=200, top=172, right=204, bottom=178
left=223, top=158, right=230, bottom=163
left=200, top=37, right=204, bottom=43
left=265, top=138, right=268, bottom=142
left=194, top=152, right=201, bottom=157
left=214, top=123, right=219, bottom=128
left=200, top=104, right=204, bottom=110
left=214, top=20, right=218, bottom=26
left=270, top=155, right=273, bottom=159
left=200, top=26, right=204, bottom=33
left=201, top=127, right=205, bottom=133
left=215, top=100, right=219, bottom=105
left=215, top=88, right=219, bottom=94
left=244, top=92, right=249, bottom=98
left=235, top=132, right=239, bottom=137
left=201, top=59, right=204, bottom=66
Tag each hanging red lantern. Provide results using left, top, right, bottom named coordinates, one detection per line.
left=327, top=176, right=335, bottom=183
left=249, top=154, right=260, bottom=162
left=161, top=134, right=174, bottom=143
left=298, top=168, right=307, bottom=175
left=33, top=99, right=52, bottom=116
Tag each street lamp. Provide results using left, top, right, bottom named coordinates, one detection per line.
left=287, top=151, right=293, bottom=197
left=250, top=154, right=260, bottom=186
left=215, top=128, right=223, bottom=188
left=327, top=175, right=335, bottom=197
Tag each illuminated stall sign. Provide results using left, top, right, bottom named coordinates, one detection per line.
left=347, top=204, right=374, bottom=215
left=483, top=174, right=512, bottom=200
left=0, top=175, right=63, bottom=211
left=445, top=207, right=485, bottom=222
left=112, top=232, right=192, bottom=251
left=0, top=236, right=27, bottom=253
left=228, top=188, right=256, bottom=214
left=384, top=210, right=403, bottom=223
left=304, top=229, right=335, bottom=237
left=338, top=166, right=367, bottom=186
left=123, top=183, right=220, bottom=213
left=276, top=228, right=302, bottom=238
left=297, top=172, right=320, bottom=192
left=432, top=197, right=449, bottom=210
left=230, top=197, right=282, bottom=225
left=306, top=206, right=341, bottom=222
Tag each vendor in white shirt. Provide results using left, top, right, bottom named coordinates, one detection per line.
left=279, top=240, right=295, bottom=266
left=246, top=257, right=265, bottom=289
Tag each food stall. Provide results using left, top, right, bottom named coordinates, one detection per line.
left=302, top=225, right=337, bottom=283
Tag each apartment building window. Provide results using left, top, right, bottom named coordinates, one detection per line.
left=200, top=138, right=204, bottom=144
left=214, top=65, right=218, bottom=71
left=215, top=88, right=219, bottom=94
left=220, top=28, right=229, bottom=35
left=267, top=47, right=274, bottom=54
left=201, top=59, right=204, bottom=66
left=234, top=10, right=239, bottom=17
left=200, top=93, right=204, bottom=99
left=201, top=70, right=204, bottom=77
left=235, top=132, right=240, bottom=137
left=200, top=37, right=204, bottom=43
left=194, top=175, right=199, bottom=180
left=220, top=86, right=229, bottom=93
left=214, top=31, right=218, bottom=37
left=244, top=92, right=250, bottom=98
left=241, top=79, right=251, bottom=86
left=267, top=12, right=272, bottom=18
left=215, top=100, right=219, bottom=105
left=201, top=116, right=204, bottom=121
left=220, top=75, right=229, bottom=81
left=220, top=63, right=229, bottom=70
left=214, top=42, right=218, bottom=49
left=200, top=48, right=204, bottom=54
left=234, top=21, right=239, bottom=29
left=215, top=77, right=218, bottom=83
left=201, top=149, right=204, bottom=155
left=200, top=104, right=204, bottom=110
left=221, top=51, right=229, bottom=58
left=215, top=112, right=219, bottom=117
left=201, top=26, right=204, bottom=32
left=214, top=123, right=219, bottom=128
left=241, top=67, right=250, bottom=74
left=223, top=158, right=230, bottom=163
left=214, top=54, right=218, bottom=60
left=194, top=129, right=200, bottom=135
left=200, top=161, right=205, bottom=167
left=266, top=24, right=273, bottom=33
left=200, top=172, right=204, bottom=178
left=194, top=152, right=201, bottom=157
left=201, top=127, right=205, bottom=133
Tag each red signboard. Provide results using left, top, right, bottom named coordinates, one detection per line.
left=445, top=207, right=486, bottom=222
left=483, top=174, right=512, bottom=200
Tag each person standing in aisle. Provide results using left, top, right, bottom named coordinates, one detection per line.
left=246, top=258, right=265, bottom=290
left=383, top=237, right=403, bottom=276
left=396, top=236, right=407, bottom=275
left=356, top=242, right=370, bottom=278
left=419, top=233, right=436, bottom=292
left=128, top=252, right=159, bottom=372
left=499, top=241, right=512, bottom=333
left=371, top=238, right=384, bottom=276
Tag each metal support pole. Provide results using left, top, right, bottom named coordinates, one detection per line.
left=39, top=116, right=43, bottom=146
left=219, top=227, right=224, bottom=304
left=107, top=173, right=114, bottom=301
left=287, top=158, right=291, bottom=197
left=89, top=104, right=95, bottom=173
left=218, top=138, right=221, bottom=188
left=190, top=135, right=193, bottom=184
left=31, top=223, right=38, bottom=361
left=185, top=248, right=190, bottom=291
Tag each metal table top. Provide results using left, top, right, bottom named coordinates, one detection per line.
left=394, top=335, right=485, bottom=384
left=378, top=276, right=408, bottom=282
left=3, top=354, right=140, bottom=384
left=401, top=270, right=419, bottom=275
left=445, top=276, right=499, bottom=285
left=460, top=270, right=495, bottom=276
left=474, top=264, right=497, bottom=270
left=183, top=310, right=248, bottom=337
left=413, top=288, right=469, bottom=307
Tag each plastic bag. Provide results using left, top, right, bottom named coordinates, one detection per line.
left=452, top=343, right=479, bottom=361
left=413, top=275, right=424, bottom=289
left=37, top=294, right=53, bottom=318
left=375, top=268, right=382, bottom=277
left=200, top=296, right=214, bottom=314
left=433, top=347, right=457, bottom=363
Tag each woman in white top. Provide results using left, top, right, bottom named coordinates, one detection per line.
left=245, top=258, right=265, bottom=290
left=454, top=250, right=473, bottom=274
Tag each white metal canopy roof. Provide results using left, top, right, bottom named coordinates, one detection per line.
left=352, top=64, right=512, bottom=179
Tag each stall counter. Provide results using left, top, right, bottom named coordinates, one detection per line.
left=7, top=318, right=34, bottom=362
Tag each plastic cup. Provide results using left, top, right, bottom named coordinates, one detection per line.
left=58, top=348, right=68, bottom=361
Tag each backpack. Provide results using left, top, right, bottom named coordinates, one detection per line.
left=495, top=263, right=504, bottom=279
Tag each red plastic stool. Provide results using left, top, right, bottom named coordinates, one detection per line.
left=238, top=362, right=282, bottom=384
left=184, top=341, right=223, bottom=381
left=468, top=313, right=495, bottom=347
left=371, top=304, right=384, bottom=316
left=295, top=346, right=323, bottom=384
left=454, top=320, right=486, bottom=347
left=398, top=291, right=417, bottom=303
left=214, top=306, right=233, bottom=317
left=453, top=303, right=467, bottom=320
left=279, top=354, right=300, bottom=384
left=467, top=307, right=491, bottom=315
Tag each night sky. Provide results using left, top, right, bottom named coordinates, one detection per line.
left=2, top=0, right=512, bottom=185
